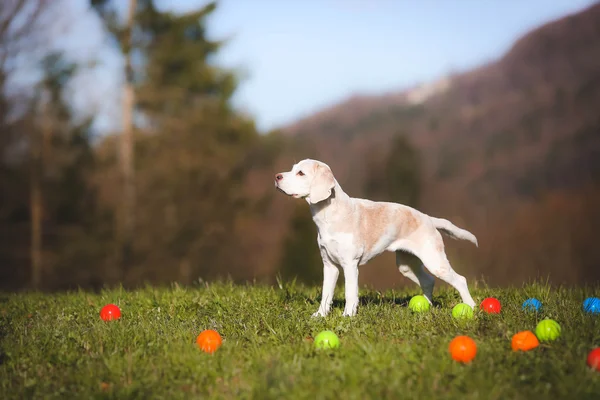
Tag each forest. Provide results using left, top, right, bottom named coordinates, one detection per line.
left=1, top=0, right=599, bottom=292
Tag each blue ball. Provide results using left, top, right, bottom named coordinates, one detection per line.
left=583, top=297, right=600, bottom=314
left=522, top=298, right=542, bottom=312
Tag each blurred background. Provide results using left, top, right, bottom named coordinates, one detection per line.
left=1, top=0, right=599, bottom=292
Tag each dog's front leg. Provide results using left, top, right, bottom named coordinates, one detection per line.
left=342, top=263, right=359, bottom=317
left=312, top=259, right=339, bottom=318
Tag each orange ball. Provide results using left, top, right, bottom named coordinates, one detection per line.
left=511, top=330, right=539, bottom=352
left=449, top=335, right=477, bottom=363
left=196, top=329, right=222, bottom=354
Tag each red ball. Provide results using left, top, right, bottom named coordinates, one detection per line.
left=480, top=297, right=501, bottom=314
left=100, top=304, right=121, bottom=321
left=587, top=348, right=600, bottom=371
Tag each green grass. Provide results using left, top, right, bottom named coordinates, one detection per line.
left=1, top=281, right=599, bottom=399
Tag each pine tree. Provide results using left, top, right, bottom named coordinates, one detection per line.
left=31, top=52, right=109, bottom=289
left=137, top=2, right=261, bottom=283
left=364, top=134, right=421, bottom=207
left=279, top=203, right=323, bottom=285
left=92, top=1, right=261, bottom=284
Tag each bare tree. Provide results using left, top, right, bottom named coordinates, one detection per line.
left=0, top=0, right=63, bottom=289
left=0, top=1, right=56, bottom=75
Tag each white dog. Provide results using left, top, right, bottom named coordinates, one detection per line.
left=274, top=159, right=478, bottom=317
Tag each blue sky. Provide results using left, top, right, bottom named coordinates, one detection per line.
left=68, top=0, right=597, bottom=134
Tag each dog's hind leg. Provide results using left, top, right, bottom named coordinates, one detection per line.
left=417, top=236, right=476, bottom=308
left=396, top=250, right=435, bottom=304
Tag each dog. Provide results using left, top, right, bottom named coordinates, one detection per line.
left=274, top=158, right=478, bottom=317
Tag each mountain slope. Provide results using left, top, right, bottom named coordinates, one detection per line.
left=282, top=2, right=600, bottom=206
left=252, top=3, right=600, bottom=288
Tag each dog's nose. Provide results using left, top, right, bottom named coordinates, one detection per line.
left=275, top=173, right=283, bottom=181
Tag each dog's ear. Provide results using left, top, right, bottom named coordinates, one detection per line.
left=308, top=163, right=335, bottom=204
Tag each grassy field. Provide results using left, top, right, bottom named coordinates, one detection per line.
left=1, top=280, right=599, bottom=399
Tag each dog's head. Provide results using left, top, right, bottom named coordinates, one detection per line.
left=274, top=159, right=335, bottom=204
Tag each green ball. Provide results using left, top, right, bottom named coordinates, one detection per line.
left=409, top=295, right=431, bottom=313
left=535, top=319, right=561, bottom=342
left=314, top=330, right=340, bottom=350
left=452, top=303, right=474, bottom=320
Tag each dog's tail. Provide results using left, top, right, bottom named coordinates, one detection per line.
left=430, top=217, right=478, bottom=247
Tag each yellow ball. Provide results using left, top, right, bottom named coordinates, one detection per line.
left=408, top=295, right=431, bottom=313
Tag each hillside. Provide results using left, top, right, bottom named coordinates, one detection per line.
left=246, top=3, right=600, bottom=289
left=283, top=3, right=600, bottom=203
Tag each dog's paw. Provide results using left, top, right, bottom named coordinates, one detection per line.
left=342, top=305, right=358, bottom=317
left=462, top=297, right=476, bottom=308
left=311, top=310, right=327, bottom=318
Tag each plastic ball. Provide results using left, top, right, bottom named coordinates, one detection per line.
left=480, top=297, right=501, bottom=314
left=511, top=330, right=540, bottom=352
left=587, top=348, right=600, bottom=371
left=449, top=335, right=477, bottom=363
left=535, top=319, right=561, bottom=342
left=583, top=297, right=600, bottom=314
left=522, top=298, right=542, bottom=312
left=452, top=303, right=474, bottom=320
left=100, top=304, right=121, bottom=321
left=314, top=330, right=340, bottom=350
left=196, top=329, right=223, bottom=354
left=408, top=295, right=431, bottom=313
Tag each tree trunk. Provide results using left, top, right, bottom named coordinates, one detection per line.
left=29, top=123, right=42, bottom=289
left=30, top=98, right=54, bottom=289
left=119, top=0, right=137, bottom=279
left=29, top=159, right=42, bottom=288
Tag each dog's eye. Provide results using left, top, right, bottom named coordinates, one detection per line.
left=297, top=171, right=305, bottom=176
